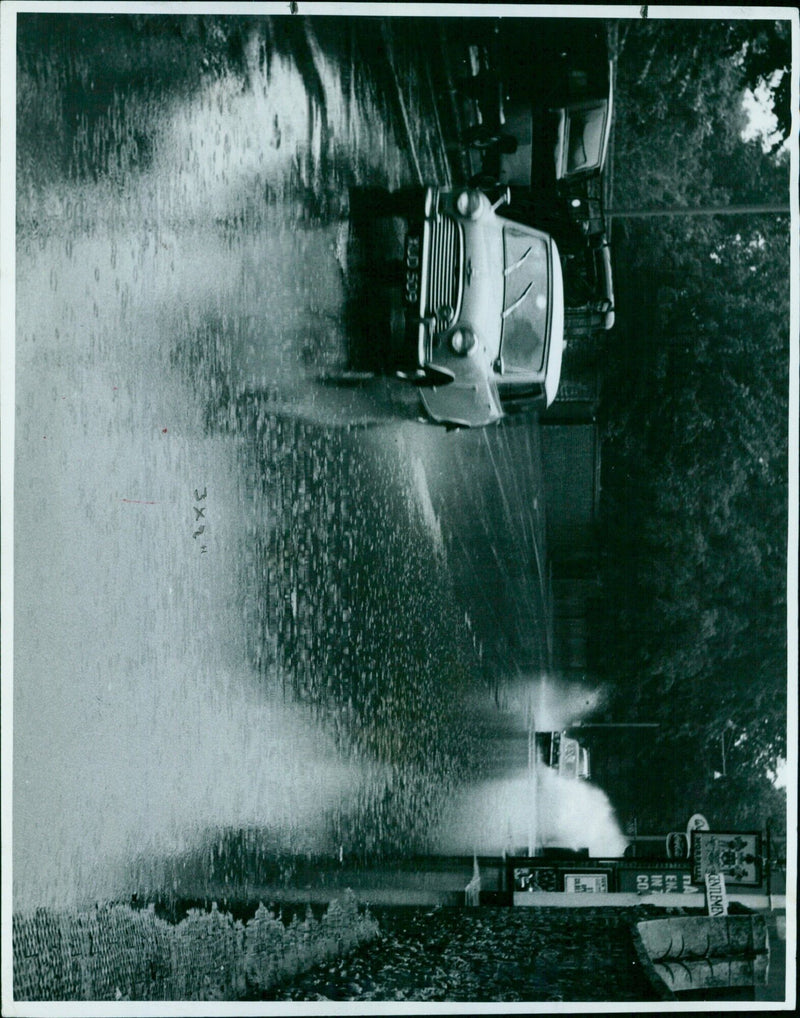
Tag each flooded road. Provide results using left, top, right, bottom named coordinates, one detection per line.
left=12, top=13, right=618, bottom=912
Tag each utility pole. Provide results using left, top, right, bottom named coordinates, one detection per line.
left=573, top=722, right=660, bottom=728
left=606, top=203, right=790, bottom=220
left=527, top=709, right=538, bottom=858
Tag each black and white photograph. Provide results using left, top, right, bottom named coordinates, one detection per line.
left=1, top=2, right=797, bottom=1010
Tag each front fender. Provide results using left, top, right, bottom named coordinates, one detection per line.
left=419, top=362, right=504, bottom=428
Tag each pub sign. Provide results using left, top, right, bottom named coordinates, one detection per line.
left=691, top=831, right=762, bottom=887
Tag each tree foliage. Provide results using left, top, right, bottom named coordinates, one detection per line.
left=617, top=17, right=791, bottom=153
left=591, top=20, right=791, bottom=827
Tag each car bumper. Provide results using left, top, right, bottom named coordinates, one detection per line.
left=400, top=190, right=505, bottom=428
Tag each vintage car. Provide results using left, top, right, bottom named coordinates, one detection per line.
left=495, top=82, right=613, bottom=193
left=497, top=190, right=615, bottom=332
left=535, top=730, right=591, bottom=780
left=564, top=233, right=615, bottom=332
left=396, top=186, right=564, bottom=428
left=461, top=20, right=613, bottom=219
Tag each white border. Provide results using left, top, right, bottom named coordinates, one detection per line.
left=1, top=3, right=797, bottom=1015
left=0, top=0, right=17, bottom=1013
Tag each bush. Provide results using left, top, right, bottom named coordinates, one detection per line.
left=13, top=893, right=380, bottom=1001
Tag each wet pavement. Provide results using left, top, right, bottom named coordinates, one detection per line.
left=13, top=13, right=558, bottom=912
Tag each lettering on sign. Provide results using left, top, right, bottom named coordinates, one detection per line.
left=666, top=832, right=689, bottom=859
left=564, top=873, right=608, bottom=894
left=630, top=872, right=696, bottom=894
left=705, top=872, right=728, bottom=917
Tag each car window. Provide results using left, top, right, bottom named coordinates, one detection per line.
left=501, top=228, right=549, bottom=373
left=566, top=104, right=606, bottom=174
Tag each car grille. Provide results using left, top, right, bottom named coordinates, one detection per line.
left=425, top=216, right=463, bottom=333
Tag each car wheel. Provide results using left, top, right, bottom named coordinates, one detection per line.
left=348, top=186, right=421, bottom=222
left=373, top=258, right=405, bottom=286
left=374, top=187, right=423, bottom=218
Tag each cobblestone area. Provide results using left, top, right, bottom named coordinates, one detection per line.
left=264, top=905, right=664, bottom=1002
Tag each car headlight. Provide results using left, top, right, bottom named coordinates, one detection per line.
left=455, top=189, right=483, bottom=220
left=449, top=326, right=477, bottom=355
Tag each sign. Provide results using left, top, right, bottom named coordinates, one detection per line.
left=618, top=869, right=696, bottom=894
left=513, top=866, right=558, bottom=893
left=705, top=872, right=729, bottom=916
left=692, top=831, right=762, bottom=886
left=686, top=813, right=710, bottom=840
left=564, top=872, right=609, bottom=893
left=666, top=832, right=689, bottom=859
left=562, top=738, right=578, bottom=770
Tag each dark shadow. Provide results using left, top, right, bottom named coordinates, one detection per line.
left=342, top=186, right=421, bottom=375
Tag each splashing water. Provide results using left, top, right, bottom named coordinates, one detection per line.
left=432, top=673, right=628, bottom=857
left=531, top=673, right=609, bottom=731
left=537, top=766, right=629, bottom=857
left=431, top=767, right=628, bottom=858
left=12, top=21, right=428, bottom=911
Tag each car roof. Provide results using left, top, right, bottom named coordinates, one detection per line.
left=599, top=60, right=614, bottom=173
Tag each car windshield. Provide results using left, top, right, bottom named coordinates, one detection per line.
left=500, top=228, right=550, bottom=373
left=566, top=104, right=606, bottom=174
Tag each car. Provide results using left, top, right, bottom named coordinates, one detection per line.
left=564, top=234, right=615, bottom=333
left=460, top=19, right=613, bottom=221
left=496, top=187, right=614, bottom=331
left=395, top=186, right=564, bottom=428
left=535, top=730, right=591, bottom=780
left=495, top=76, right=613, bottom=193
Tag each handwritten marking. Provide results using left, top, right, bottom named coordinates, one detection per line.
left=193, top=487, right=208, bottom=553
left=121, top=499, right=159, bottom=504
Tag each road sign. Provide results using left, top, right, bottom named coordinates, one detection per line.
left=666, top=832, right=689, bottom=859
left=704, top=872, right=729, bottom=916
left=686, top=813, right=710, bottom=840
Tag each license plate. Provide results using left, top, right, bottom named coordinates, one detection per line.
left=404, top=232, right=422, bottom=306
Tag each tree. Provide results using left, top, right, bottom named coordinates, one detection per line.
left=591, top=20, right=791, bottom=827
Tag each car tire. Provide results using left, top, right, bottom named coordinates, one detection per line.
left=373, top=258, right=405, bottom=286
left=348, top=186, right=421, bottom=222
left=376, top=187, right=423, bottom=218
